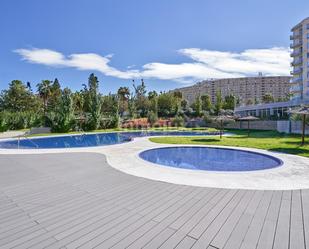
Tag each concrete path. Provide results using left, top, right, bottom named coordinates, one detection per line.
left=1, top=136, right=308, bottom=190
left=0, top=131, right=26, bottom=139
left=0, top=152, right=308, bottom=249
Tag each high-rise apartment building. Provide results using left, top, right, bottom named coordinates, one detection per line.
left=171, top=76, right=291, bottom=106
left=290, top=17, right=309, bottom=100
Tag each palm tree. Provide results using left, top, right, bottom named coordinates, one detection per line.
left=37, top=80, right=52, bottom=124
left=117, top=87, right=130, bottom=116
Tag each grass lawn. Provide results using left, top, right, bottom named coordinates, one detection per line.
left=149, top=129, right=309, bottom=158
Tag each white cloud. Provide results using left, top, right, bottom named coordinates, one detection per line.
left=14, top=47, right=291, bottom=84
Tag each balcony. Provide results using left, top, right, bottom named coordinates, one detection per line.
left=290, top=50, right=302, bottom=57
left=291, top=77, right=303, bottom=83
left=290, top=84, right=303, bottom=92
left=291, top=67, right=303, bottom=75
left=290, top=40, right=303, bottom=48
left=290, top=33, right=301, bottom=40
left=291, top=58, right=303, bottom=66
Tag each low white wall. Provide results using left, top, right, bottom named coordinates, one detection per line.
left=277, top=120, right=309, bottom=134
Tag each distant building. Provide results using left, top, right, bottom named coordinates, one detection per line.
left=171, top=76, right=291, bottom=106
left=235, top=17, right=309, bottom=119
left=290, top=17, right=309, bottom=100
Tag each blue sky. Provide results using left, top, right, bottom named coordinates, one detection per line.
left=1, top=0, right=308, bottom=94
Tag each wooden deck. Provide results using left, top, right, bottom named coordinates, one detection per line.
left=0, top=152, right=308, bottom=249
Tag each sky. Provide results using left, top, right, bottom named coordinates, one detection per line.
left=1, top=0, right=309, bottom=94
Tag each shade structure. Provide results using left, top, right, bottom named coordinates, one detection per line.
left=213, top=115, right=235, bottom=139
left=287, top=106, right=309, bottom=145
left=237, top=115, right=260, bottom=137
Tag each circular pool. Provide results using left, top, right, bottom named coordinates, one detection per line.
left=139, top=147, right=282, bottom=171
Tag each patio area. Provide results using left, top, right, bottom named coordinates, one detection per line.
left=0, top=152, right=308, bottom=249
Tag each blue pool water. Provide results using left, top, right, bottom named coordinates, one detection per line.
left=139, top=147, right=282, bottom=171
left=0, top=131, right=218, bottom=149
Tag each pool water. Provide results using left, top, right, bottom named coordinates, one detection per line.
left=139, top=147, right=282, bottom=171
left=0, top=131, right=218, bottom=149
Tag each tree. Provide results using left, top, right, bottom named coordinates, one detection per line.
left=192, top=96, right=202, bottom=117
left=0, top=80, right=39, bottom=112
left=157, top=93, right=174, bottom=117
left=48, top=88, right=75, bottom=132
left=133, top=79, right=149, bottom=117
left=201, top=94, right=212, bottom=111
left=173, top=91, right=182, bottom=99
left=148, top=90, right=158, bottom=100
left=72, top=91, right=84, bottom=115
left=85, top=73, right=102, bottom=130
left=147, top=111, right=158, bottom=127
left=173, top=115, right=184, bottom=127
left=49, top=78, right=62, bottom=111
left=262, top=93, right=274, bottom=103
left=214, top=90, right=223, bottom=115
left=223, top=94, right=236, bottom=110
left=246, top=99, right=254, bottom=105
left=37, top=80, right=52, bottom=122
left=128, top=94, right=137, bottom=119
left=181, top=99, right=188, bottom=110
left=173, top=91, right=182, bottom=114
left=117, top=86, right=130, bottom=116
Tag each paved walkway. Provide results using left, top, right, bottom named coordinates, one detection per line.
left=0, top=131, right=26, bottom=139
left=0, top=152, right=308, bottom=249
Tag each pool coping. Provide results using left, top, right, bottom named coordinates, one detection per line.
left=0, top=135, right=309, bottom=190
left=138, top=146, right=284, bottom=172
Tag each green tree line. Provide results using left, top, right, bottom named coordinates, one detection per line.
left=0, top=73, right=238, bottom=132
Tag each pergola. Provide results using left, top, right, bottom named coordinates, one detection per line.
left=287, top=106, right=309, bottom=145
left=237, top=115, right=260, bottom=137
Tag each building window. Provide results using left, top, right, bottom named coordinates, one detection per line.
left=307, top=23, right=309, bottom=29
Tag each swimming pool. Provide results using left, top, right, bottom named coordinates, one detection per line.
left=139, top=147, right=282, bottom=171
left=0, top=131, right=218, bottom=149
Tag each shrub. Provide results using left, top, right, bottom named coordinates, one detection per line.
left=48, top=88, right=75, bottom=132
left=147, top=111, right=158, bottom=127
left=0, top=112, right=9, bottom=132
left=172, top=115, right=184, bottom=127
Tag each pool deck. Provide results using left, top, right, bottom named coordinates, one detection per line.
left=0, top=151, right=309, bottom=249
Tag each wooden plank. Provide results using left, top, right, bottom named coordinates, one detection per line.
left=210, top=191, right=256, bottom=249
left=239, top=191, right=273, bottom=249
left=175, top=236, right=197, bottom=249
left=301, top=189, right=309, bottom=249
left=189, top=189, right=238, bottom=239
left=192, top=190, right=248, bottom=248
left=255, top=191, right=282, bottom=249
left=272, top=197, right=291, bottom=249
left=289, top=190, right=306, bottom=249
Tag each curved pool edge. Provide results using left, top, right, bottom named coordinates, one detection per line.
left=0, top=130, right=224, bottom=149
left=0, top=136, right=309, bottom=190
left=138, top=146, right=284, bottom=172
left=102, top=137, right=309, bottom=190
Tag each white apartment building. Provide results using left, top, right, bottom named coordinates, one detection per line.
left=290, top=17, right=309, bottom=100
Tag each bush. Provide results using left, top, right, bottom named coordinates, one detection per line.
left=100, top=115, right=119, bottom=129
left=172, top=115, right=184, bottom=127
left=0, top=112, right=9, bottom=132
left=147, top=111, right=158, bottom=127
left=48, top=112, right=75, bottom=133
left=0, top=111, right=44, bottom=131
left=48, top=89, right=75, bottom=133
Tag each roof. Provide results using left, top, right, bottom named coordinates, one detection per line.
left=291, top=17, right=309, bottom=31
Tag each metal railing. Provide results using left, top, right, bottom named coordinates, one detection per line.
left=17, top=134, right=39, bottom=149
